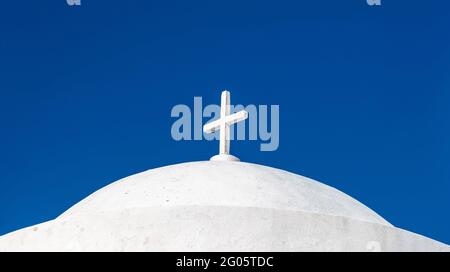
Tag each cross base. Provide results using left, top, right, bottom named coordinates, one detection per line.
left=210, top=154, right=240, bottom=162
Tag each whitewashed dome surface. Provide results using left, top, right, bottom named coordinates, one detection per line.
left=59, top=161, right=390, bottom=225
left=0, top=161, right=448, bottom=251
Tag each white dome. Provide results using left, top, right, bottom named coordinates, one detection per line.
left=59, top=161, right=391, bottom=226
left=0, top=161, right=448, bottom=251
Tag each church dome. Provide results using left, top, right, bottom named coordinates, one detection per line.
left=0, top=161, right=448, bottom=251
left=1, top=89, right=448, bottom=251
left=59, top=161, right=391, bottom=226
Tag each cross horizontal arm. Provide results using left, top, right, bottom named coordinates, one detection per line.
left=203, top=110, right=248, bottom=133
left=224, top=110, right=248, bottom=126
left=203, top=119, right=221, bottom=133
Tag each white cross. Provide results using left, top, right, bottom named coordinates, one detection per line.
left=203, top=90, right=248, bottom=161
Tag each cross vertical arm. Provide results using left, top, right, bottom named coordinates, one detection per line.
left=220, top=90, right=231, bottom=155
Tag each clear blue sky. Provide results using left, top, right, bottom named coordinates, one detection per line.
left=0, top=1, right=449, bottom=244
